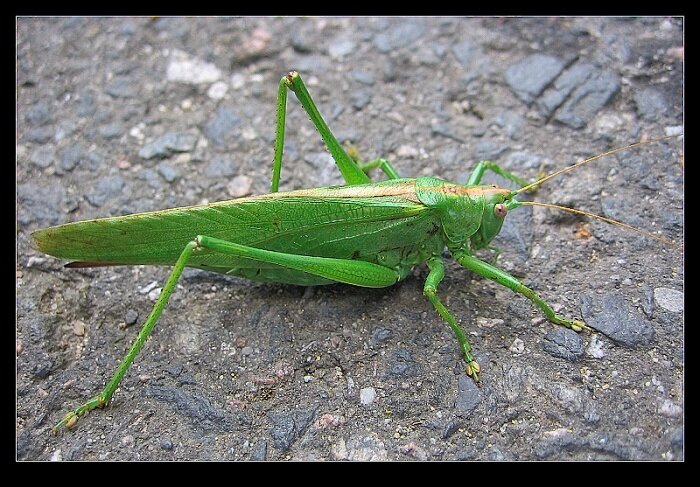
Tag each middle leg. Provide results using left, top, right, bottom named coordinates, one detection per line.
left=271, top=71, right=371, bottom=192
left=466, top=161, right=530, bottom=188
left=357, top=158, right=402, bottom=180
left=454, top=249, right=589, bottom=333
left=424, top=256, right=481, bottom=379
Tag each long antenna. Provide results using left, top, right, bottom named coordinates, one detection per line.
left=516, top=135, right=682, bottom=195
left=520, top=201, right=683, bottom=252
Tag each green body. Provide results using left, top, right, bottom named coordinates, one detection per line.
left=34, top=71, right=586, bottom=432
left=33, top=177, right=511, bottom=287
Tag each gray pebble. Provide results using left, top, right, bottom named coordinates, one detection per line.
left=160, top=438, right=174, bottom=450
left=452, top=39, right=475, bottom=67
left=293, top=54, right=330, bottom=74
left=653, top=287, right=683, bottom=313
left=178, top=375, right=197, bottom=386
left=85, top=175, right=125, bottom=207
left=16, top=430, right=30, bottom=458
left=488, top=446, right=513, bottom=461
left=106, top=76, right=136, bottom=98
left=432, top=43, right=448, bottom=59
left=455, top=374, right=481, bottom=414
left=204, top=107, right=240, bottom=147
left=24, top=126, right=53, bottom=144
left=373, top=22, right=426, bottom=53
left=167, top=50, right=221, bottom=84
left=442, top=419, right=462, bottom=439
left=67, top=442, right=86, bottom=461
left=537, top=62, right=595, bottom=117
left=435, top=146, right=460, bottom=167
left=99, top=123, right=125, bottom=140
left=603, top=34, right=632, bottom=63
left=351, top=90, right=372, bottom=110
left=205, top=156, right=236, bottom=178
left=533, top=429, right=581, bottom=459
left=671, top=427, right=683, bottom=450
left=291, top=31, right=314, bottom=53
left=331, top=434, right=388, bottom=461
left=157, top=162, right=180, bottom=183
left=431, top=122, right=465, bottom=143
left=455, top=447, right=477, bottom=461
left=58, top=143, right=83, bottom=172
left=119, top=19, right=138, bottom=35
left=226, top=175, right=253, bottom=197
left=634, top=87, right=669, bottom=121
left=30, top=146, right=55, bottom=168
left=124, top=309, right=139, bottom=326
left=505, top=54, right=565, bottom=104
left=54, top=122, right=77, bottom=142
left=415, top=45, right=441, bottom=65
left=502, top=365, right=528, bottom=402
left=473, top=140, right=508, bottom=162
left=370, top=327, right=392, bottom=346
left=270, top=416, right=296, bottom=451
left=32, top=360, right=52, bottom=379
left=554, top=70, right=620, bottom=129
left=269, top=408, right=316, bottom=451
left=77, top=94, right=97, bottom=117
left=250, top=441, right=267, bottom=461
left=388, top=349, right=421, bottom=378
left=658, top=398, right=682, bottom=418
left=142, top=386, right=236, bottom=432
left=17, top=182, right=65, bottom=226
left=494, top=111, right=525, bottom=139
left=328, top=37, right=355, bottom=60
left=382, top=61, right=397, bottom=82
left=26, top=101, right=52, bottom=126
left=326, top=102, right=345, bottom=122
left=642, top=287, right=656, bottom=318
left=139, top=168, right=162, bottom=190
left=542, top=328, right=585, bottom=361
left=304, top=152, right=343, bottom=186
left=580, top=293, right=655, bottom=347
left=586, top=334, right=606, bottom=359
left=359, top=387, right=376, bottom=405
left=335, top=129, right=359, bottom=144
left=85, top=151, right=105, bottom=171
left=350, top=70, right=375, bottom=86
left=166, top=365, right=183, bottom=376
left=139, top=132, right=198, bottom=160
left=503, top=151, right=546, bottom=171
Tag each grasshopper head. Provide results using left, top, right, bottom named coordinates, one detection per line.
left=469, top=187, right=521, bottom=250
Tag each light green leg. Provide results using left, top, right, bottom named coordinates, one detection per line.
left=485, top=244, right=501, bottom=265
left=270, top=77, right=288, bottom=192
left=423, top=256, right=480, bottom=380
left=467, top=160, right=530, bottom=188
left=54, top=235, right=401, bottom=432
left=357, top=158, right=401, bottom=180
left=454, top=249, right=589, bottom=332
left=53, top=241, right=199, bottom=432
left=196, top=236, right=400, bottom=288
left=271, top=71, right=371, bottom=192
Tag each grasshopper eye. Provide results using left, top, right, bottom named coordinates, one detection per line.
left=494, top=203, right=507, bottom=218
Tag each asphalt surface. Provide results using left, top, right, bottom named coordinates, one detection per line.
left=17, top=17, right=683, bottom=461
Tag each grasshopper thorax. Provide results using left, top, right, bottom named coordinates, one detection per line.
left=415, top=176, right=520, bottom=250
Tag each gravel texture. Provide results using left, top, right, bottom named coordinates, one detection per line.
left=17, top=17, right=683, bottom=461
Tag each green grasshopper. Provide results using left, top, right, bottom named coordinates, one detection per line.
left=32, top=71, right=680, bottom=432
